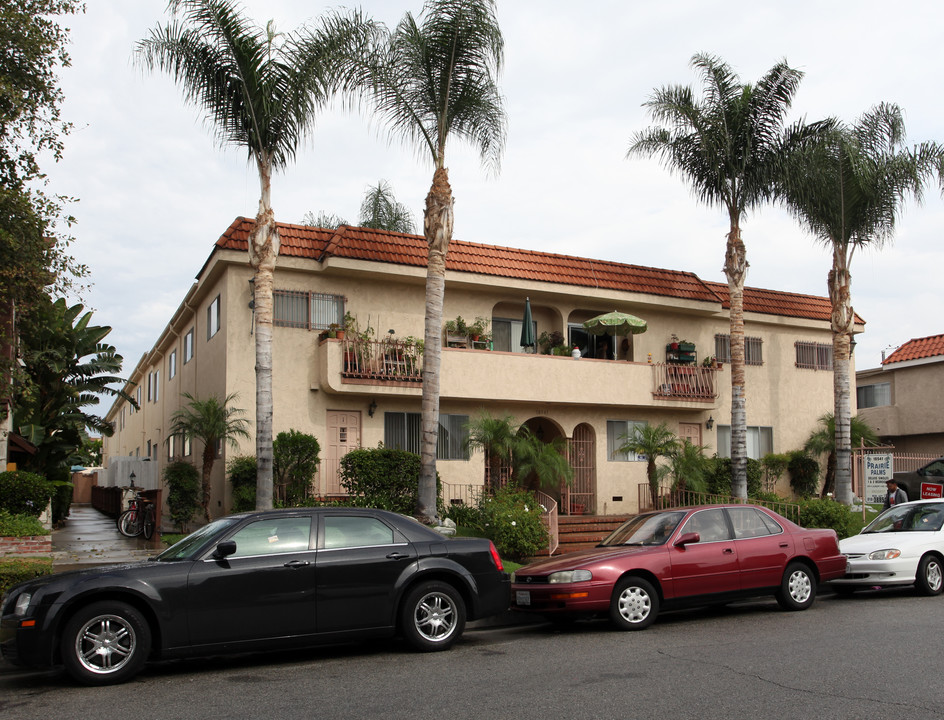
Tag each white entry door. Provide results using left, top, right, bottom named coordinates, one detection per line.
left=324, top=411, right=361, bottom=495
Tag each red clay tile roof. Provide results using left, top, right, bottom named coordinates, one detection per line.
left=883, top=333, right=944, bottom=365
left=214, top=217, right=843, bottom=323
left=703, top=281, right=865, bottom=325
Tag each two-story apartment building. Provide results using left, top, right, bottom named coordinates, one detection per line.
left=104, top=217, right=859, bottom=519
left=856, top=333, right=944, bottom=455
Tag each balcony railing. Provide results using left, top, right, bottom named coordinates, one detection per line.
left=652, top=363, right=718, bottom=401
left=340, top=338, right=423, bottom=383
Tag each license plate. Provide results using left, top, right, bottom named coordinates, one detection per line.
left=516, top=590, right=531, bottom=606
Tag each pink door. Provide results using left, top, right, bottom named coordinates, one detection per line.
left=324, top=411, right=361, bottom=495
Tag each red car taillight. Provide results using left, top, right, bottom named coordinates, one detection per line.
left=488, top=541, right=504, bottom=571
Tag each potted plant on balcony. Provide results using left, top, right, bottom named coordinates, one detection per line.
left=444, top=315, right=469, bottom=347
left=469, top=316, right=489, bottom=341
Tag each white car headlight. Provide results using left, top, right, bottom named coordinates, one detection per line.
left=869, top=549, right=901, bottom=560
left=14, top=592, right=32, bottom=616
left=548, top=569, right=592, bottom=584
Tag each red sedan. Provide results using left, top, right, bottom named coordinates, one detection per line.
left=511, top=504, right=845, bottom=630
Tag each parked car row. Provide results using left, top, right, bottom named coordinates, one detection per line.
left=3, top=500, right=943, bottom=685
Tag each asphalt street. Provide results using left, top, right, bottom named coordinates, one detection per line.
left=3, top=586, right=943, bottom=720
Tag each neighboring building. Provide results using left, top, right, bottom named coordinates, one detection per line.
left=104, top=218, right=860, bottom=519
left=856, top=333, right=944, bottom=456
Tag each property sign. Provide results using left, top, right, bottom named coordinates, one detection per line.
left=921, top=482, right=944, bottom=499
left=864, top=454, right=894, bottom=505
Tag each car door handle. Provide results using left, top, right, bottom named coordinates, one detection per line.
left=779, top=543, right=789, bottom=548
left=283, top=560, right=310, bottom=568
left=386, top=552, right=410, bottom=560
left=723, top=548, right=735, bottom=554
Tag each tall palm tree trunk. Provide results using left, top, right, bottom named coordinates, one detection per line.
left=250, top=154, right=278, bottom=510
left=201, top=443, right=216, bottom=522
left=418, top=167, right=454, bottom=523
left=829, top=244, right=855, bottom=504
left=725, top=218, right=749, bottom=499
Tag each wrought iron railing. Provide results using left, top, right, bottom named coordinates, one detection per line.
left=340, top=338, right=423, bottom=382
left=651, top=363, right=718, bottom=401
left=638, top=483, right=800, bottom=522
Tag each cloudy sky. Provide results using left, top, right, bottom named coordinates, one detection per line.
left=48, top=0, right=944, bottom=379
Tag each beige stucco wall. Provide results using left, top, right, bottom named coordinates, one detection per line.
left=106, top=249, right=844, bottom=520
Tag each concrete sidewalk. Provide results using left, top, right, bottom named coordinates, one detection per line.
left=52, top=504, right=161, bottom=572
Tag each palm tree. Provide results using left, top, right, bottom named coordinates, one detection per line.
left=512, top=430, right=574, bottom=496
left=137, top=0, right=375, bottom=510
left=780, top=104, right=940, bottom=504
left=665, top=440, right=711, bottom=495
left=359, top=180, right=416, bottom=233
left=628, top=54, right=827, bottom=499
left=363, top=0, right=506, bottom=523
left=301, top=210, right=348, bottom=229
left=167, top=392, right=250, bottom=521
left=805, top=413, right=879, bottom=499
left=464, top=411, right=520, bottom=488
left=618, top=422, right=679, bottom=508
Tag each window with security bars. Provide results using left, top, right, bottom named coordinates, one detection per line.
left=714, top=334, right=763, bottom=365
left=273, top=290, right=344, bottom=330
left=857, top=382, right=891, bottom=408
left=795, top=341, right=833, bottom=370
left=384, top=412, right=469, bottom=460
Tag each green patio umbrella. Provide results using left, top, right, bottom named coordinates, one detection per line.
left=520, top=297, right=536, bottom=352
left=583, top=310, right=647, bottom=358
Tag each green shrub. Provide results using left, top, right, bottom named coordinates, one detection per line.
left=340, top=448, right=439, bottom=516
left=48, top=466, right=73, bottom=527
left=478, top=485, right=547, bottom=562
left=273, top=430, right=321, bottom=505
left=798, top=497, right=861, bottom=539
left=227, top=455, right=257, bottom=513
left=0, top=510, right=49, bottom=537
left=163, top=461, right=201, bottom=532
left=705, top=457, right=762, bottom=497
left=788, top=451, right=820, bottom=498
left=443, top=502, right=484, bottom=530
left=0, top=558, right=53, bottom=595
left=0, top=470, right=54, bottom=517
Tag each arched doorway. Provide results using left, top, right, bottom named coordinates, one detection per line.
left=517, top=416, right=566, bottom=503
left=565, top=423, right=597, bottom=515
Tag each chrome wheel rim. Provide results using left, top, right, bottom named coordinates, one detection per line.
left=788, top=570, right=812, bottom=604
left=413, top=591, right=457, bottom=643
left=927, top=561, right=943, bottom=592
left=74, top=614, right=136, bottom=675
left=617, top=586, right=651, bottom=624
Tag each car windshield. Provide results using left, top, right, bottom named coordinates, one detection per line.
left=154, top=517, right=242, bottom=561
left=599, top=511, right=687, bottom=547
left=863, top=503, right=944, bottom=534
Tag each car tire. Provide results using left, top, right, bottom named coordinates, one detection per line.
left=610, top=576, right=659, bottom=630
left=60, top=601, right=151, bottom=685
left=776, top=562, right=816, bottom=611
left=400, top=581, right=466, bottom=652
left=915, top=555, right=944, bottom=596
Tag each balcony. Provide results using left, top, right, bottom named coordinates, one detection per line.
left=317, top=339, right=719, bottom=409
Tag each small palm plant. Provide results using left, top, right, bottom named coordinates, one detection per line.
left=619, top=422, right=679, bottom=508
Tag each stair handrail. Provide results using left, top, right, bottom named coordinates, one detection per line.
left=533, top=490, right=559, bottom=556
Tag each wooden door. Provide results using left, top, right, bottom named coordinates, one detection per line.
left=324, top=411, right=361, bottom=495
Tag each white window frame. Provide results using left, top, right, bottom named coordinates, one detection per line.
left=169, top=350, right=177, bottom=380
left=207, top=295, right=220, bottom=340
left=184, top=328, right=194, bottom=364
left=607, top=420, right=647, bottom=462
left=716, top=425, right=774, bottom=460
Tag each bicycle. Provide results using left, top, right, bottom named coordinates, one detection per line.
left=117, top=481, right=155, bottom=540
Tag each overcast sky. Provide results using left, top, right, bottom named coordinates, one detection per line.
left=48, top=0, right=944, bottom=381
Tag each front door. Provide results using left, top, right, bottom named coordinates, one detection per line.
left=679, top=422, right=702, bottom=447
left=324, top=411, right=361, bottom=495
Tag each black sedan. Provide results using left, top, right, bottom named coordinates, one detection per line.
left=1, top=507, right=510, bottom=685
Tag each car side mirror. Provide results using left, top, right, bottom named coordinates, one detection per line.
left=213, top=540, right=237, bottom=559
left=674, top=532, right=700, bottom=547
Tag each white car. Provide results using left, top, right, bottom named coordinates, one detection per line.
left=835, top=499, right=944, bottom=595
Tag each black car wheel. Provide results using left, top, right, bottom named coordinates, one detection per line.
left=610, top=576, right=658, bottom=630
left=61, top=601, right=151, bottom=685
left=400, top=581, right=466, bottom=651
left=776, top=562, right=816, bottom=611
left=915, top=555, right=944, bottom=596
